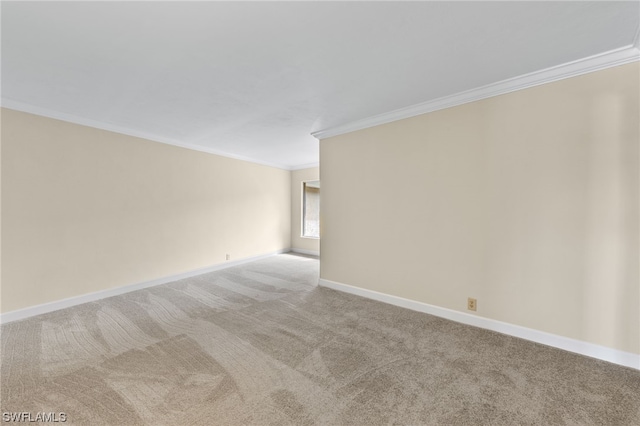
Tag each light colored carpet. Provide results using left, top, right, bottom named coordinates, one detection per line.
left=1, top=253, right=639, bottom=425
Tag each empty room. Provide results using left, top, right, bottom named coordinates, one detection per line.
left=1, top=1, right=639, bottom=425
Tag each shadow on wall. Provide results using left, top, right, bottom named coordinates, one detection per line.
left=583, top=92, right=638, bottom=353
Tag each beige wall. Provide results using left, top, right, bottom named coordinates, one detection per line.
left=320, top=62, right=639, bottom=354
left=1, top=108, right=291, bottom=313
left=291, top=167, right=320, bottom=254
left=0, top=111, right=3, bottom=311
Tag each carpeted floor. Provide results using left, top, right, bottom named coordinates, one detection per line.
left=1, top=253, right=639, bottom=425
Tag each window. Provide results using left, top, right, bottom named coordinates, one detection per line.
left=302, top=180, right=320, bottom=238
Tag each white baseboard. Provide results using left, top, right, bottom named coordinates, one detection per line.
left=0, top=249, right=290, bottom=324
left=318, top=278, right=640, bottom=371
left=290, top=248, right=320, bottom=257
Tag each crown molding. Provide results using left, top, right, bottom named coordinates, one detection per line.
left=0, top=98, right=302, bottom=171
left=312, top=45, right=640, bottom=140
left=290, top=162, right=319, bottom=171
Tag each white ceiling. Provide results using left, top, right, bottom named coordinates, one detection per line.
left=2, top=1, right=639, bottom=170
